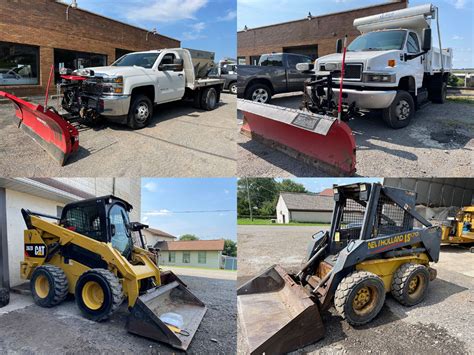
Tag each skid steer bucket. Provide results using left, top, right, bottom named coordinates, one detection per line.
left=127, top=281, right=207, bottom=351
left=238, top=99, right=356, bottom=176
left=160, top=269, right=187, bottom=287
left=0, top=91, right=79, bottom=166
left=237, top=265, right=325, bottom=354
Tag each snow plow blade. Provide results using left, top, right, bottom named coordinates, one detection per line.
left=0, top=91, right=79, bottom=166
left=237, top=265, right=325, bottom=354
left=238, top=99, right=356, bottom=176
left=127, top=281, right=207, bottom=351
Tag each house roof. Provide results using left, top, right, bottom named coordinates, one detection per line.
left=280, top=192, right=334, bottom=212
left=147, top=227, right=176, bottom=239
left=157, top=240, right=225, bottom=251
left=318, top=188, right=334, bottom=197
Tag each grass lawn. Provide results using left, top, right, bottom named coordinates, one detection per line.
left=447, top=96, right=474, bottom=105
left=238, top=218, right=330, bottom=226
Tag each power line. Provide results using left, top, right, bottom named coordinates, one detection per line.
left=142, top=209, right=236, bottom=214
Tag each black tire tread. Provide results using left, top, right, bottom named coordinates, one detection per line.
left=382, top=90, right=414, bottom=129
left=32, top=264, right=69, bottom=307
left=245, top=83, right=272, bottom=103
left=201, top=87, right=218, bottom=111
left=0, top=288, right=9, bottom=308
left=128, top=94, right=152, bottom=129
left=391, top=263, right=429, bottom=306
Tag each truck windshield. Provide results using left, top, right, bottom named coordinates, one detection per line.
left=347, top=30, right=406, bottom=52
left=112, top=53, right=160, bottom=69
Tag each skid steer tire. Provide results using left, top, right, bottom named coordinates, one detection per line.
left=391, top=263, right=430, bottom=307
left=335, top=270, right=385, bottom=326
left=201, top=87, right=219, bottom=111
left=30, top=265, right=69, bottom=308
left=75, top=269, right=123, bottom=322
left=0, top=288, right=9, bottom=308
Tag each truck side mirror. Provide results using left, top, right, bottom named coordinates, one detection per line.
left=422, top=28, right=432, bottom=52
left=336, top=39, right=343, bottom=54
left=173, top=58, right=184, bottom=71
left=296, top=62, right=314, bottom=72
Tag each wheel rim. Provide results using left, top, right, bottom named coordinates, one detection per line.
left=352, top=285, right=378, bottom=316
left=35, top=275, right=49, bottom=299
left=208, top=91, right=217, bottom=107
left=408, top=274, right=425, bottom=299
left=82, top=281, right=104, bottom=310
left=395, top=99, right=411, bottom=120
left=135, top=102, right=150, bottom=123
left=252, top=88, right=268, bottom=103
left=230, top=84, right=237, bottom=94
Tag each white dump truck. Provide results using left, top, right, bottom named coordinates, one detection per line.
left=298, top=4, right=453, bottom=128
left=59, top=48, right=225, bottom=128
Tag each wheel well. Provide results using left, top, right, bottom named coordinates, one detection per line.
left=246, top=78, right=274, bottom=94
left=398, top=76, right=416, bottom=93
left=131, top=86, right=155, bottom=103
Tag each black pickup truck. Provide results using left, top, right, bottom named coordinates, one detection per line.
left=237, top=53, right=313, bottom=103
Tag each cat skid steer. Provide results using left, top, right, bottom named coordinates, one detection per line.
left=20, top=195, right=205, bottom=351
left=238, top=182, right=441, bottom=354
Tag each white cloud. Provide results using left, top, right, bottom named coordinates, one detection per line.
left=144, top=209, right=172, bottom=216
left=127, top=0, right=208, bottom=23
left=217, top=10, right=237, bottom=21
left=452, top=35, right=464, bottom=40
left=182, top=21, right=207, bottom=40
left=142, top=216, right=149, bottom=223
left=450, top=0, right=466, bottom=9
left=143, top=181, right=158, bottom=192
left=224, top=189, right=230, bottom=194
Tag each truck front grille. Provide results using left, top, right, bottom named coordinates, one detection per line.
left=320, top=63, right=363, bottom=81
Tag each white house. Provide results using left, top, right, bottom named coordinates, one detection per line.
left=157, top=240, right=225, bottom=269
left=0, top=178, right=140, bottom=289
left=142, top=227, right=176, bottom=248
left=276, top=192, right=335, bottom=224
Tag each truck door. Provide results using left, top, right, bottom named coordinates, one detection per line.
left=404, top=32, right=424, bottom=90
left=155, top=52, right=185, bottom=104
left=286, top=54, right=313, bottom=91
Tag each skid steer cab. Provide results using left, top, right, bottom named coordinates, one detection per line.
left=20, top=195, right=206, bottom=351
left=238, top=182, right=442, bottom=354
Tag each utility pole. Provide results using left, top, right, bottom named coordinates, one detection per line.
left=245, top=178, right=253, bottom=221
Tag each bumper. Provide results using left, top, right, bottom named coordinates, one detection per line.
left=322, top=88, right=397, bottom=109
left=100, top=95, right=131, bottom=116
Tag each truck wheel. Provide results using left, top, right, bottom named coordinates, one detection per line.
left=229, top=82, right=237, bottom=95
left=75, top=269, right=123, bottom=322
left=391, top=263, right=429, bottom=306
left=30, top=265, right=69, bottom=308
left=0, top=288, right=9, bottom=308
left=382, top=90, right=414, bottom=129
left=334, top=270, right=385, bottom=326
left=201, top=87, right=219, bottom=111
left=128, top=94, right=153, bottom=129
left=431, top=82, right=447, bottom=104
left=245, top=83, right=272, bottom=103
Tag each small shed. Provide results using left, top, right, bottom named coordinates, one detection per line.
left=276, top=192, right=334, bottom=224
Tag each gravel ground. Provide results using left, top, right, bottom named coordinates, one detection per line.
left=237, top=93, right=474, bottom=177
left=237, top=225, right=474, bottom=354
left=0, top=270, right=236, bottom=354
left=0, top=94, right=236, bottom=177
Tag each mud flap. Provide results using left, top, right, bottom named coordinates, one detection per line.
left=237, top=265, right=325, bottom=354
left=0, top=91, right=79, bottom=166
left=238, top=99, right=356, bottom=176
left=127, top=281, right=207, bottom=351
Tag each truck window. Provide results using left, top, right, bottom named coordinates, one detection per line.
left=259, top=54, right=283, bottom=67
left=347, top=30, right=406, bottom=52
left=287, top=55, right=312, bottom=69
left=112, top=52, right=160, bottom=69
left=160, top=53, right=176, bottom=65
left=407, top=32, right=420, bottom=53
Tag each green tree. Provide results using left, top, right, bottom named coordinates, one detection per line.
left=237, top=178, right=279, bottom=217
left=277, top=179, right=307, bottom=193
left=448, top=73, right=463, bottom=87
left=223, top=239, right=237, bottom=257
left=179, top=234, right=199, bottom=241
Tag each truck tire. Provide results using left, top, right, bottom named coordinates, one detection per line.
left=382, top=90, right=414, bottom=129
left=334, top=270, right=385, bottom=326
left=75, top=269, right=123, bottom=322
left=430, top=82, right=447, bottom=104
left=391, top=263, right=430, bottom=306
left=245, top=83, right=272, bottom=104
left=30, top=265, right=69, bottom=308
left=201, top=87, right=219, bottom=110
left=229, top=82, right=237, bottom=95
left=0, top=288, right=9, bottom=308
left=128, top=94, right=153, bottom=129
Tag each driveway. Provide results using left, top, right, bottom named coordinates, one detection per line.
left=237, top=93, right=474, bottom=177
left=0, top=94, right=236, bottom=177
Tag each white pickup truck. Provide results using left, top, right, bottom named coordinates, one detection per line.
left=298, top=4, right=452, bottom=128
left=60, top=48, right=225, bottom=128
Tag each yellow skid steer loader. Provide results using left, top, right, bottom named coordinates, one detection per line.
left=439, top=206, right=474, bottom=252
left=20, top=195, right=206, bottom=351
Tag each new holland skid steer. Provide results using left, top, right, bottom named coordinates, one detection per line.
left=238, top=182, right=442, bottom=354
left=20, top=196, right=206, bottom=351
left=439, top=206, right=474, bottom=252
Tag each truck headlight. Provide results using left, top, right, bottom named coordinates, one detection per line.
left=363, top=73, right=396, bottom=83
left=101, top=76, right=124, bottom=95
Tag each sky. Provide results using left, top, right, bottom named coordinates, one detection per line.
left=64, top=0, right=236, bottom=61
left=238, top=0, right=474, bottom=68
left=276, top=178, right=383, bottom=193
left=140, top=178, right=237, bottom=241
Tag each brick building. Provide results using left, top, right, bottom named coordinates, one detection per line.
left=237, top=0, right=407, bottom=65
left=0, top=0, right=180, bottom=96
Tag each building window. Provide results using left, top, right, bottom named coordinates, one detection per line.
left=54, top=48, right=107, bottom=82
left=198, top=251, right=206, bottom=264
left=249, top=55, right=260, bottom=65
left=237, top=56, right=246, bottom=65
left=183, top=252, right=190, bottom=263
left=0, top=41, right=39, bottom=86
left=168, top=252, right=176, bottom=263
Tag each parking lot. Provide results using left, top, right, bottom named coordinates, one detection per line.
left=0, top=93, right=236, bottom=177
left=237, top=225, right=474, bottom=354
left=237, top=93, right=474, bottom=177
left=0, top=267, right=236, bottom=354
